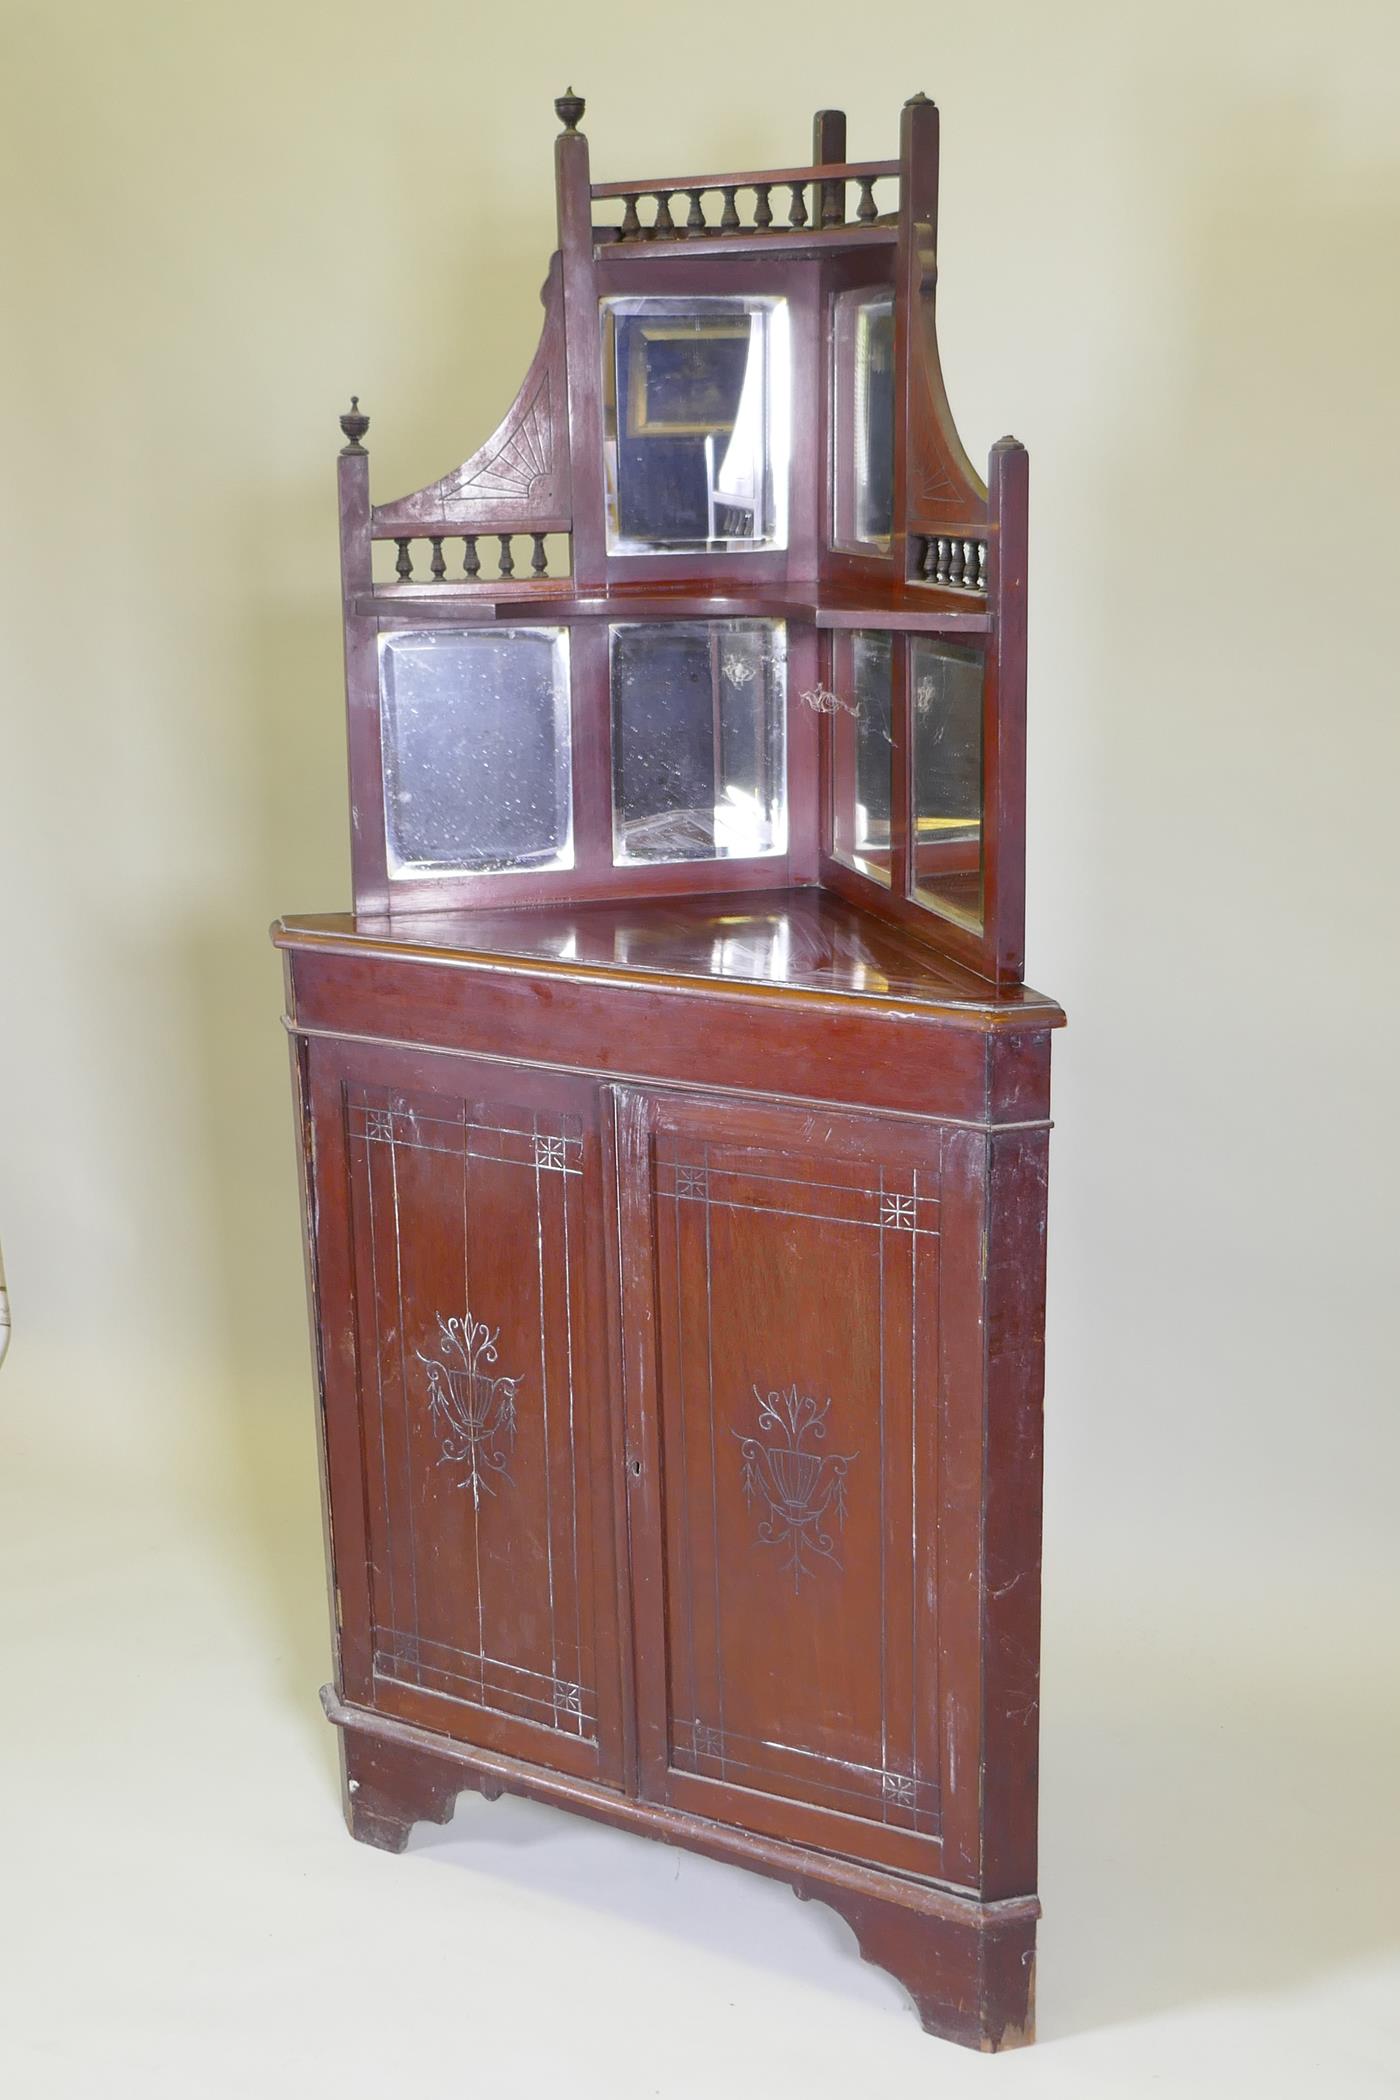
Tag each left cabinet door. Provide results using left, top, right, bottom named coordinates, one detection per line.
left=304, top=1039, right=625, bottom=1786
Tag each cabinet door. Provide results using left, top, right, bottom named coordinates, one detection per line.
left=306, top=1041, right=624, bottom=1785
left=615, top=1086, right=982, bottom=1884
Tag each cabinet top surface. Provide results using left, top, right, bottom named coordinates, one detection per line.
left=275, top=888, right=1063, bottom=1025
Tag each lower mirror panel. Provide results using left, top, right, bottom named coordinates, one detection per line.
left=830, top=628, right=894, bottom=886
left=379, top=626, right=573, bottom=879
left=611, top=619, right=787, bottom=865
left=909, top=636, right=984, bottom=934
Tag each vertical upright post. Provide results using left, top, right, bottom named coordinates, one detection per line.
left=813, top=107, right=847, bottom=227
left=336, top=401, right=389, bottom=914
left=554, top=90, right=607, bottom=591
left=892, top=92, right=941, bottom=589
left=984, top=435, right=1029, bottom=985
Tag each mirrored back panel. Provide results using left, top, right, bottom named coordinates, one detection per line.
left=379, top=627, right=574, bottom=880
left=602, top=296, right=790, bottom=555
left=830, top=290, right=895, bottom=554
left=611, top=619, right=787, bottom=865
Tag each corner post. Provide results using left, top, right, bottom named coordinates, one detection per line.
left=554, top=90, right=607, bottom=590
left=892, top=93, right=941, bottom=584
left=984, top=436, right=1029, bottom=985
left=337, top=401, right=389, bottom=914
left=813, top=107, right=847, bottom=227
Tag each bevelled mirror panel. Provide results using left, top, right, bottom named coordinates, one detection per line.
left=830, top=629, right=894, bottom=885
left=602, top=296, right=790, bottom=554
left=831, top=289, right=894, bottom=553
left=909, top=637, right=984, bottom=932
left=379, top=627, right=573, bottom=878
left=611, top=619, right=787, bottom=864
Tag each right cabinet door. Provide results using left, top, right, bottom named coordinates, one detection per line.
left=614, top=1085, right=987, bottom=1888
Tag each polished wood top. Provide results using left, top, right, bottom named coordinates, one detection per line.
left=275, top=888, right=1063, bottom=1025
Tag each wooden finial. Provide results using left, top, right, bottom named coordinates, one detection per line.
left=904, top=89, right=934, bottom=107
left=339, top=395, right=369, bottom=454
left=554, top=86, right=585, bottom=133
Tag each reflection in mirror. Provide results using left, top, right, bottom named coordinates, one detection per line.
left=830, top=629, right=894, bottom=885
left=379, top=627, right=573, bottom=878
left=831, top=290, right=894, bottom=553
left=602, top=297, right=790, bottom=554
left=909, top=637, right=983, bottom=932
left=611, top=620, right=787, bottom=864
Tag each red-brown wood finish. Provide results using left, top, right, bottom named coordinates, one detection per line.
left=281, top=92, right=1061, bottom=2053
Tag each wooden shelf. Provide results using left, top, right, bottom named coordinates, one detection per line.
left=595, top=223, right=897, bottom=261
left=354, top=581, right=991, bottom=634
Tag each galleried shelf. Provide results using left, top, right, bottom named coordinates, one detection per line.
left=275, top=88, right=1063, bottom=2054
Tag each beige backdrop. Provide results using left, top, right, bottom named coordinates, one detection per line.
left=2, top=3, right=1397, bottom=2091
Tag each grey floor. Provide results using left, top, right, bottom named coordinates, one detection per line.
left=5, top=1409, right=1397, bottom=2100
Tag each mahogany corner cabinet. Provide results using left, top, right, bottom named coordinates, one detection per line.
left=274, top=89, right=1064, bottom=2052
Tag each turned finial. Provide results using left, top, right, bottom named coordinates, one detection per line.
left=554, top=85, right=585, bottom=133
left=904, top=89, right=934, bottom=108
left=339, top=395, right=369, bottom=454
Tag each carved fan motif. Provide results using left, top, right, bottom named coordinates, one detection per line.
left=446, top=379, right=555, bottom=503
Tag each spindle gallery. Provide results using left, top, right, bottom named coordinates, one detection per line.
left=274, top=89, right=1062, bottom=2052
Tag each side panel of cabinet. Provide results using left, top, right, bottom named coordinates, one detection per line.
left=305, top=1039, right=624, bottom=1785
left=614, top=1085, right=985, bottom=1885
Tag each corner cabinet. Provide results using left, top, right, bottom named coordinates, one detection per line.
left=276, top=86, right=1065, bottom=2053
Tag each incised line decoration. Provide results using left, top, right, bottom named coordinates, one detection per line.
left=416, top=1312, right=523, bottom=1507
left=735, top=1383, right=857, bottom=1590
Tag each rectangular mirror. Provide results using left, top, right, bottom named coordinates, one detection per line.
left=909, top=637, right=983, bottom=932
left=829, top=628, right=894, bottom=885
left=831, top=289, right=894, bottom=553
left=379, top=627, right=573, bottom=878
left=611, top=620, right=787, bottom=863
left=602, top=296, right=790, bottom=554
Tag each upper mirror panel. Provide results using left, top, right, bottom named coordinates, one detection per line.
left=379, top=627, right=573, bottom=880
left=831, top=289, right=894, bottom=554
left=602, top=296, right=790, bottom=554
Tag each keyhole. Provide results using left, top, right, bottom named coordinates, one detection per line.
left=628, top=1458, right=642, bottom=1478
